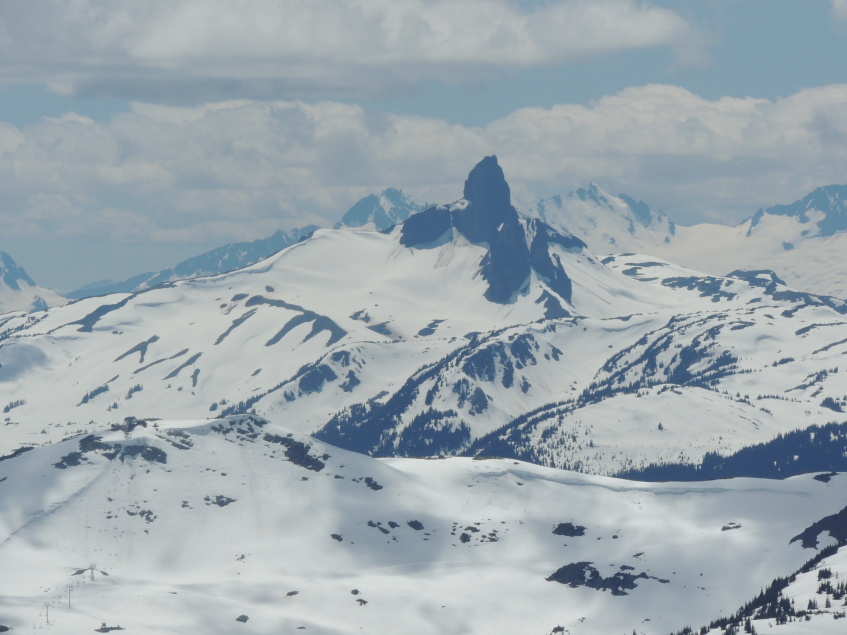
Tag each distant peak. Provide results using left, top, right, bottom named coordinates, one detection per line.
left=0, top=250, right=37, bottom=291
left=575, top=185, right=610, bottom=209
left=339, top=188, right=418, bottom=231
left=755, top=183, right=847, bottom=237
left=463, top=156, right=511, bottom=212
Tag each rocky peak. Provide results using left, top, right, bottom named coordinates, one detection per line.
left=1, top=251, right=36, bottom=291
left=454, top=155, right=519, bottom=247
left=462, top=156, right=512, bottom=216
left=400, top=156, right=584, bottom=305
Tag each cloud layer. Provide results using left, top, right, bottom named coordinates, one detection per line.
left=1, top=84, right=847, bottom=246
left=0, top=0, right=693, bottom=100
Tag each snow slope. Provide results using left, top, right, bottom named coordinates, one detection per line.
left=66, top=186, right=419, bottom=302
left=64, top=226, right=319, bottom=301
left=5, top=157, right=847, bottom=635
left=0, top=414, right=845, bottom=635
left=658, top=213, right=847, bottom=300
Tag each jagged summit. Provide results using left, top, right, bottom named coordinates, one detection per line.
left=527, top=184, right=675, bottom=254
left=749, top=183, right=847, bottom=237
left=334, top=188, right=419, bottom=231
left=0, top=250, right=65, bottom=314
left=462, top=156, right=513, bottom=220
left=401, top=156, right=584, bottom=304
left=0, top=251, right=36, bottom=290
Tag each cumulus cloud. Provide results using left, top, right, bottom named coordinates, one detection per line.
left=1, top=84, right=847, bottom=245
left=0, top=0, right=694, bottom=100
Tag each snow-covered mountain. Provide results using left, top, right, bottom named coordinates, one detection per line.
left=3, top=156, right=847, bottom=480
left=0, top=250, right=66, bottom=315
left=6, top=156, right=847, bottom=633
left=0, top=413, right=845, bottom=634
left=66, top=188, right=419, bottom=302
left=525, top=184, right=676, bottom=254
left=65, top=226, right=320, bottom=301
left=540, top=182, right=847, bottom=299
left=657, top=184, right=847, bottom=299
left=334, top=187, right=420, bottom=231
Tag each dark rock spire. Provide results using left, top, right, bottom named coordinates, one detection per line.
left=400, top=156, right=584, bottom=305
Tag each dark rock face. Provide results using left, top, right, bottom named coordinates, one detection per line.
left=263, top=433, right=326, bottom=471
left=552, top=522, right=586, bottom=537
left=546, top=562, right=668, bottom=596
left=460, top=156, right=513, bottom=231
left=790, top=504, right=847, bottom=549
left=400, top=207, right=452, bottom=247
left=400, top=156, right=585, bottom=305
left=457, top=156, right=529, bottom=303
left=528, top=222, right=584, bottom=303
left=55, top=434, right=167, bottom=468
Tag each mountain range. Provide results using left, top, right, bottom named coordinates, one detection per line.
left=2, top=157, right=847, bottom=633
left=5, top=170, right=847, bottom=308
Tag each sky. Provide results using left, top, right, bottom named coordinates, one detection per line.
left=1, top=0, right=847, bottom=290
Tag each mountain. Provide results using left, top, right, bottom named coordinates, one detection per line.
left=5, top=156, right=847, bottom=633
left=64, top=226, right=319, bottom=300
left=4, top=156, right=847, bottom=479
left=525, top=184, right=676, bottom=254
left=542, top=182, right=847, bottom=299
left=0, top=413, right=845, bottom=634
left=334, top=187, right=420, bottom=231
left=654, top=183, right=847, bottom=299
left=0, top=250, right=67, bottom=314
left=750, top=183, right=847, bottom=237
left=65, top=188, right=419, bottom=302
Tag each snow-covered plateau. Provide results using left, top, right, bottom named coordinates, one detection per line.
left=2, top=156, right=847, bottom=634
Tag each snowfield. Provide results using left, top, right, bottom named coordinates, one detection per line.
left=3, top=232, right=847, bottom=479
left=0, top=415, right=845, bottom=635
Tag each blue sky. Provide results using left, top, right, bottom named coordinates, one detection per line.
left=1, top=0, right=846, bottom=289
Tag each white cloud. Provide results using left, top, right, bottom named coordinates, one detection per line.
left=833, top=0, right=847, bottom=20
left=0, top=1, right=694, bottom=99
left=1, top=84, right=847, bottom=245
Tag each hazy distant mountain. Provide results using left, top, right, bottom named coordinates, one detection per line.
left=651, top=183, right=847, bottom=298
left=64, top=226, right=319, bottom=300
left=523, top=181, right=847, bottom=299
left=524, top=184, right=676, bottom=254
left=0, top=251, right=66, bottom=314
left=66, top=189, right=420, bottom=301
left=334, top=188, right=420, bottom=231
